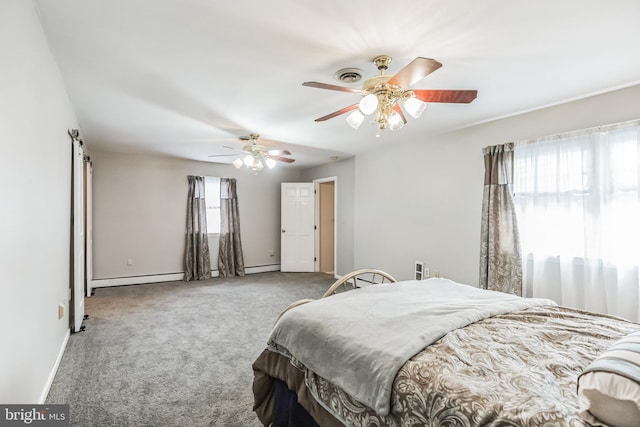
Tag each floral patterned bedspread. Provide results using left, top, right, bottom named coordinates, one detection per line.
left=294, top=305, right=639, bottom=426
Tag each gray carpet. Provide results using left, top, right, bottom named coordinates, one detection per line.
left=46, top=271, right=336, bottom=426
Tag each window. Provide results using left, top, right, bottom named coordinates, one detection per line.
left=514, top=124, right=639, bottom=265
left=512, top=120, right=640, bottom=320
left=204, top=177, right=220, bottom=234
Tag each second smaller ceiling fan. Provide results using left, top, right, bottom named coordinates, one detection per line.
left=208, top=133, right=295, bottom=173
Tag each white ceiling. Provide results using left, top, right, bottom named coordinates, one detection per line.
left=34, top=0, right=640, bottom=168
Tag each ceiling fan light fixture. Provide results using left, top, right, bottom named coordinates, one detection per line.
left=252, top=157, right=264, bottom=172
left=388, top=111, right=404, bottom=131
left=358, top=93, right=378, bottom=115
left=265, top=158, right=276, bottom=169
left=210, top=133, right=294, bottom=173
left=404, top=96, right=426, bottom=119
left=346, top=110, right=365, bottom=129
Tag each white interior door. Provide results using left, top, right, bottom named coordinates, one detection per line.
left=281, top=182, right=315, bottom=272
left=72, top=140, right=85, bottom=332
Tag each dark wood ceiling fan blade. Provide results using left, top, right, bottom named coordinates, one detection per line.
left=268, top=149, right=291, bottom=156
left=393, top=103, right=407, bottom=124
left=302, top=81, right=364, bottom=94
left=269, top=155, right=295, bottom=163
left=315, top=104, right=359, bottom=122
left=386, top=57, right=442, bottom=88
left=412, top=89, right=478, bottom=103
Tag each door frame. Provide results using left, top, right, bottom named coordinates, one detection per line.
left=71, top=139, right=85, bottom=333
left=313, top=176, right=338, bottom=278
left=85, top=158, right=93, bottom=296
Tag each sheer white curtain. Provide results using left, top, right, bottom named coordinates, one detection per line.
left=513, top=120, right=640, bottom=321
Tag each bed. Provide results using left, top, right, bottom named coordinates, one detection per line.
left=252, top=271, right=640, bottom=427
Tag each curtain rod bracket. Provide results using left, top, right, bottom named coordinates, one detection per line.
left=68, top=128, right=81, bottom=143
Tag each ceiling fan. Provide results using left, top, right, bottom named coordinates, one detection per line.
left=208, top=133, right=295, bottom=173
left=303, top=55, right=478, bottom=131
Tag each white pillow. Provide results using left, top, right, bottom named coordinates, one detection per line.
left=577, top=331, right=640, bottom=427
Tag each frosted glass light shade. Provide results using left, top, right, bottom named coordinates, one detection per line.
left=388, top=111, right=404, bottom=131
left=358, top=94, right=378, bottom=115
left=404, top=97, right=426, bottom=118
left=346, top=110, right=365, bottom=129
left=265, top=158, right=276, bottom=169
left=244, top=155, right=254, bottom=167
left=233, top=158, right=243, bottom=168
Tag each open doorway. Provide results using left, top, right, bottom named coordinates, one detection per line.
left=315, top=177, right=336, bottom=276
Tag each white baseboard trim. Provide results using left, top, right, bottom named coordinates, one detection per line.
left=246, top=264, right=281, bottom=274
left=90, top=273, right=184, bottom=289
left=40, top=328, right=70, bottom=404
left=89, top=264, right=281, bottom=290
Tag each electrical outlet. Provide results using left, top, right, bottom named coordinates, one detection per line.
left=424, top=268, right=430, bottom=279
left=434, top=270, right=441, bottom=278
left=268, top=250, right=275, bottom=257
left=127, top=258, right=133, bottom=266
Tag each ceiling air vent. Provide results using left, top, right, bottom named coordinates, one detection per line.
left=333, top=68, right=363, bottom=84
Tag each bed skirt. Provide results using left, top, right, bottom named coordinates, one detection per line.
left=252, top=350, right=342, bottom=427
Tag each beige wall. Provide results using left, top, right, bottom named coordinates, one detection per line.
left=0, top=0, right=79, bottom=403
left=91, top=151, right=302, bottom=279
left=353, top=84, right=640, bottom=283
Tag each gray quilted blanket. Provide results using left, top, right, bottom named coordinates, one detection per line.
left=268, top=278, right=556, bottom=415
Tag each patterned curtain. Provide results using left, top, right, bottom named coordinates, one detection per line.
left=184, top=176, right=211, bottom=281
left=219, top=178, right=245, bottom=277
left=479, top=143, right=523, bottom=294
